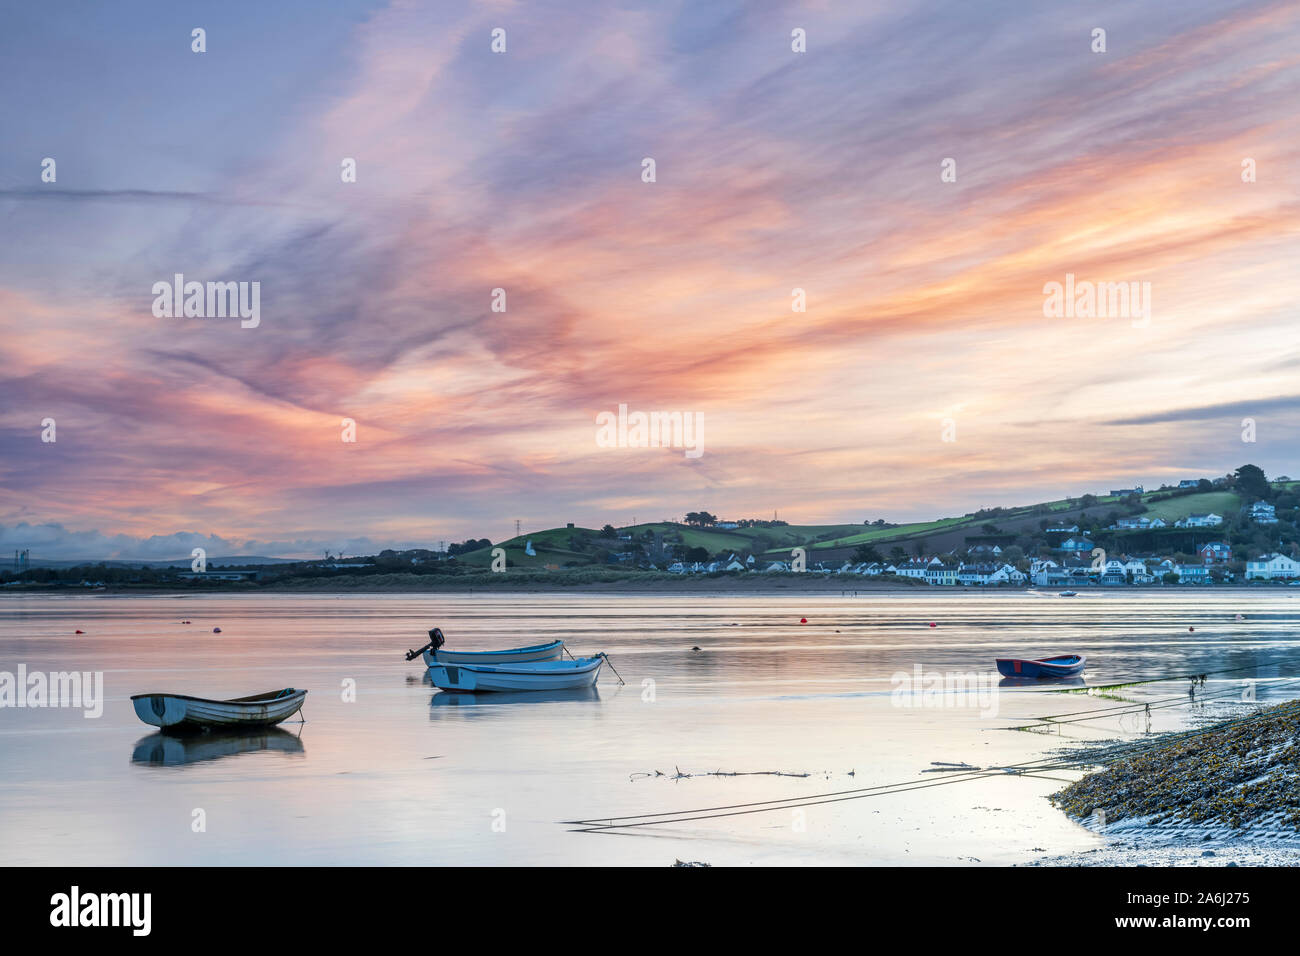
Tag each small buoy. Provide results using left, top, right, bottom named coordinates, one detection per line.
left=1235, top=614, right=1244, bottom=621
left=1188, top=626, right=1195, bottom=632
left=74, top=629, right=84, bottom=634
left=690, top=646, right=701, bottom=652
left=213, top=627, right=222, bottom=633
left=929, top=622, right=937, bottom=628
left=800, top=617, right=808, bottom=624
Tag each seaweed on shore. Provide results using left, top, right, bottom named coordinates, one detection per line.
left=1050, top=700, right=1300, bottom=831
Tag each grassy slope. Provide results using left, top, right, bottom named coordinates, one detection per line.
left=454, top=484, right=1270, bottom=567
left=1139, top=491, right=1241, bottom=521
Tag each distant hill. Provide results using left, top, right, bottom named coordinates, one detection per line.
left=450, top=485, right=1263, bottom=568
left=20, top=555, right=303, bottom=570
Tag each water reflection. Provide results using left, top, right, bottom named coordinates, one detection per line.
left=431, top=686, right=601, bottom=708
left=998, top=676, right=1086, bottom=689
left=131, top=727, right=306, bottom=768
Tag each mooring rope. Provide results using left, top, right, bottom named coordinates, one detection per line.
left=564, top=682, right=1300, bottom=832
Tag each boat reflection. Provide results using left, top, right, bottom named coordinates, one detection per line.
left=131, top=727, right=305, bottom=768
left=431, top=686, right=601, bottom=708
left=997, top=676, right=1087, bottom=689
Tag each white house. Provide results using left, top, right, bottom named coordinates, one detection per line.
left=1029, top=558, right=1060, bottom=586
left=1250, top=501, right=1278, bottom=525
left=1246, top=553, right=1300, bottom=580
left=1110, top=516, right=1152, bottom=530
left=1175, top=513, right=1222, bottom=528
left=1175, top=563, right=1210, bottom=584
left=989, top=564, right=1027, bottom=585
left=1123, top=558, right=1155, bottom=583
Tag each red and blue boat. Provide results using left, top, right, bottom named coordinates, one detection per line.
left=996, top=654, right=1087, bottom=679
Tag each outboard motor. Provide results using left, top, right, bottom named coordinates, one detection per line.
left=404, top=627, right=446, bottom=662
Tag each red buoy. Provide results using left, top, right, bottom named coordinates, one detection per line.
left=929, top=622, right=937, bottom=628
left=800, top=617, right=808, bottom=624
left=75, top=629, right=84, bottom=634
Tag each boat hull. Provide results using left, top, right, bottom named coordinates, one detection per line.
left=996, top=656, right=1087, bottom=679
left=131, top=689, right=307, bottom=730
left=428, top=656, right=603, bottom=692
left=422, top=639, right=565, bottom=666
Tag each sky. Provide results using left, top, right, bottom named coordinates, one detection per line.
left=2, top=0, right=1299, bottom=559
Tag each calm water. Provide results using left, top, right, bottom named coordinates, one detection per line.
left=2, top=590, right=1298, bottom=866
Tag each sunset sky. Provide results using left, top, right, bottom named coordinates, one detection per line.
left=3, top=0, right=1299, bottom=559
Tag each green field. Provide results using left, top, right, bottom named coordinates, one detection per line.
left=1138, top=491, right=1241, bottom=521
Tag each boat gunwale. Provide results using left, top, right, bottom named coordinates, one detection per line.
left=129, top=688, right=307, bottom=706
left=431, top=639, right=564, bottom=658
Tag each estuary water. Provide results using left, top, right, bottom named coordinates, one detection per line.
left=1, top=590, right=1297, bottom=866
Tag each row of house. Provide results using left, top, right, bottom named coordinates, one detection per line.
left=894, top=557, right=1027, bottom=586
left=662, top=540, right=1300, bottom=584
left=1029, top=556, right=1209, bottom=586
left=1107, top=513, right=1223, bottom=530
left=1107, top=501, right=1279, bottom=532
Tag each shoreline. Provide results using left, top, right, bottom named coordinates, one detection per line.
left=6, top=577, right=1300, bottom=596
left=1034, top=700, right=1300, bottom=866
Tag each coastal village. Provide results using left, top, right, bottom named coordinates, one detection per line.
left=653, top=470, right=1300, bottom=587
left=661, top=500, right=1292, bottom=586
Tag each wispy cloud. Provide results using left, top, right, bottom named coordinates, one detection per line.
left=3, top=0, right=1299, bottom=552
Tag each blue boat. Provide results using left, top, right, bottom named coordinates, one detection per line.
left=996, top=654, right=1087, bottom=679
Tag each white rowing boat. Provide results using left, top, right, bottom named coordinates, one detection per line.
left=130, top=688, right=307, bottom=731
left=405, top=628, right=564, bottom=666
left=428, top=655, right=605, bottom=693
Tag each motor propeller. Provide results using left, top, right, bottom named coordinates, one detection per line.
left=404, top=627, right=445, bottom=661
